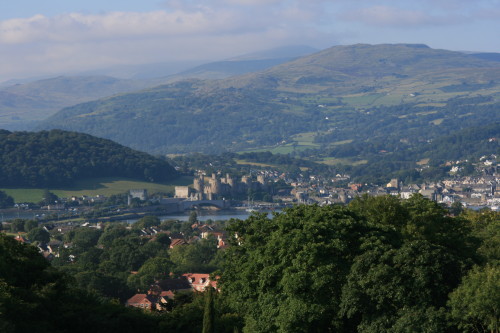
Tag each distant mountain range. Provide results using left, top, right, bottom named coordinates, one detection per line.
left=0, top=45, right=318, bottom=130
left=35, top=44, right=499, bottom=157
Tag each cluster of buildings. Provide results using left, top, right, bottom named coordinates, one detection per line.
left=126, top=273, right=218, bottom=311
left=175, top=173, right=269, bottom=200
left=290, top=174, right=499, bottom=210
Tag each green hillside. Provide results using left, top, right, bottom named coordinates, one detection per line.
left=39, top=44, right=500, bottom=154
left=0, top=129, right=178, bottom=188
left=0, top=75, right=156, bottom=128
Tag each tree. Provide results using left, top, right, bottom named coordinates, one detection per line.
left=27, top=227, right=50, bottom=243
left=449, top=265, right=500, bottom=333
left=155, top=233, right=171, bottom=248
left=170, top=238, right=218, bottom=274
left=449, top=201, right=464, bottom=216
left=340, top=239, right=461, bottom=332
left=221, top=205, right=369, bottom=332
left=9, top=219, right=25, bottom=233
left=77, top=247, right=104, bottom=270
left=97, top=225, right=131, bottom=248
left=134, top=216, right=160, bottom=229
left=128, top=257, right=173, bottom=291
left=40, top=189, right=58, bottom=206
left=189, top=211, right=198, bottom=225
left=107, top=235, right=148, bottom=271
left=24, top=220, right=38, bottom=232
left=0, top=191, right=14, bottom=208
left=0, top=233, right=160, bottom=332
left=70, top=227, right=102, bottom=250
left=203, top=287, right=215, bottom=333
left=222, top=197, right=482, bottom=332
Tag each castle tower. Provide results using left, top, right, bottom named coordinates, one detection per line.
left=194, top=177, right=204, bottom=193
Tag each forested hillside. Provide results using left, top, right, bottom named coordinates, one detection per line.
left=39, top=44, right=500, bottom=155
left=0, top=130, right=177, bottom=187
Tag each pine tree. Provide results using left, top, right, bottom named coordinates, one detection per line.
left=202, top=287, right=215, bottom=333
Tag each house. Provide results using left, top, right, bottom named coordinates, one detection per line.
left=126, top=294, right=158, bottom=311
left=201, top=231, right=228, bottom=249
left=182, top=273, right=218, bottom=292
left=169, top=238, right=188, bottom=248
left=14, top=235, right=30, bottom=243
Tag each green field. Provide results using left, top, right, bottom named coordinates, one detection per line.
left=241, top=143, right=313, bottom=154
left=1, top=176, right=193, bottom=203
left=235, top=160, right=277, bottom=168
left=319, top=158, right=368, bottom=166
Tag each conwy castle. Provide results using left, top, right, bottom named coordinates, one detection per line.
left=174, top=173, right=267, bottom=200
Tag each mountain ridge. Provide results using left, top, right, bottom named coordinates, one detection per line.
left=38, top=43, right=500, bottom=155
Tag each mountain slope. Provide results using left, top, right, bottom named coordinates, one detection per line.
left=160, top=45, right=319, bottom=81
left=38, top=44, right=500, bottom=155
left=0, top=76, right=159, bottom=129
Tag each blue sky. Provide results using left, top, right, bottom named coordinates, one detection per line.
left=1, top=0, right=499, bottom=82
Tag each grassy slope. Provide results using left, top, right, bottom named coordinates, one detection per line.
left=1, top=176, right=192, bottom=203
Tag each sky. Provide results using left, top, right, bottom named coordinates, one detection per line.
left=1, top=0, right=499, bottom=82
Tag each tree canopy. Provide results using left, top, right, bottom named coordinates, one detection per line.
left=220, top=195, right=489, bottom=332
left=0, top=129, right=178, bottom=187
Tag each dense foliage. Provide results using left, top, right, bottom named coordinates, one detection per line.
left=0, top=191, right=14, bottom=208
left=0, top=233, right=160, bottom=333
left=1, top=197, right=498, bottom=332
left=220, top=195, right=498, bottom=332
left=0, top=129, right=177, bottom=187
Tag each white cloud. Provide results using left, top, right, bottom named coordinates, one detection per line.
left=0, top=7, right=333, bottom=81
left=1, top=0, right=498, bottom=81
left=0, top=10, right=245, bottom=44
left=340, top=5, right=462, bottom=27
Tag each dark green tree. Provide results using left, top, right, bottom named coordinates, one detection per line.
left=134, top=216, right=160, bottom=229
left=0, top=233, right=160, bottom=331
left=189, top=211, right=198, bottom=225
left=27, top=227, right=50, bottom=244
left=9, top=219, right=25, bottom=233
left=70, top=227, right=102, bottom=250
left=449, top=265, right=500, bottom=333
left=23, top=220, right=38, bottom=232
left=127, top=257, right=173, bottom=291
left=40, top=189, right=58, bottom=206
left=155, top=233, right=172, bottom=247
left=202, top=287, right=215, bottom=333
left=97, top=225, right=131, bottom=248
left=221, top=206, right=369, bottom=332
left=0, top=191, right=14, bottom=208
left=449, top=201, right=464, bottom=216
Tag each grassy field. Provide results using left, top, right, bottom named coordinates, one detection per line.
left=417, top=158, right=430, bottom=165
left=292, top=132, right=320, bottom=147
left=319, top=157, right=368, bottom=166
left=235, top=160, right=277, bottom=168
left=1, top=176, right=193, bottom=203
left=329, top=139, right=353, bottom=146
left=241, top=143, right=312, bottom=154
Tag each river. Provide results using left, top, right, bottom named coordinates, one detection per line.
left=124, top=209, right=281, bottom=224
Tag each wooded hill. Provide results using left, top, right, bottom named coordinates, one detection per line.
left=0, top=130, right=177, bottom=187
left=38, top=44, right=500, bottom=156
